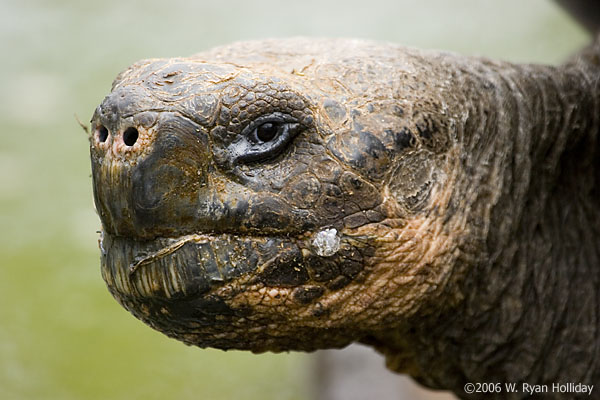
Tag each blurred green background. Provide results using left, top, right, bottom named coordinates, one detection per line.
left=0, top=1, right=589, bottom=399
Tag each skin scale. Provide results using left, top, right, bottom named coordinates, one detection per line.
left=89, top=37, right=599, bottom=398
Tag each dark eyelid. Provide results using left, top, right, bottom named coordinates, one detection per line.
left=235, top=122, right=299, bottom=164
left=240, top=112, right=297, bottom=136
left=224, top=112, right=304, bottom=165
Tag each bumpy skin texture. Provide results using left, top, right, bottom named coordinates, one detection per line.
left=90, top=38, right=600, bottom=398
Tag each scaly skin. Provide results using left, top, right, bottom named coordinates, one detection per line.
left=89, top=38, right=600, bottom=399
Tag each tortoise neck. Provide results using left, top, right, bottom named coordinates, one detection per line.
left=370, top=51, right=600, bottom=395
left=425, top=51, right=600, bottom=393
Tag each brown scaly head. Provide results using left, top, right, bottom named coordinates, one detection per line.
left=90, top=38, right=600, bottom=395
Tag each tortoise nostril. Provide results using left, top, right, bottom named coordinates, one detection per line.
left=98, top=125, right=109, bottom=143
left=123, top=127, right=139, bottom=146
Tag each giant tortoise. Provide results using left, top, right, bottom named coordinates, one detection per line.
left=88, top=7, right=600, bottom=399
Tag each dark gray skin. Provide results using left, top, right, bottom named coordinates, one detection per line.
left=90, top=36, right=600, bottom=398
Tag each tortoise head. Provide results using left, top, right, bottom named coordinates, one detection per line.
left=90, top=39, right=464, bottom=352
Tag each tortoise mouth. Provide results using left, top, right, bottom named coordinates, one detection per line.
left=100, top=225, right=365, bottom=300
left=100, top=230, right=309, bottom=300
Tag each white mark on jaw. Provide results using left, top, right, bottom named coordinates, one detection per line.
left=312, top=228, right=341, bottom=257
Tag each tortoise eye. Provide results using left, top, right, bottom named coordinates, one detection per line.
left=255, top=122, right=280, bottom=142
left=228, top=113, right=303, bottom=164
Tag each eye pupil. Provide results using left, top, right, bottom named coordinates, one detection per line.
left=256, top=122, right=279, bottom=142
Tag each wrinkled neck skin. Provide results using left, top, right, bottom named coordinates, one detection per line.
left=371, top=43, right=600, bottom=395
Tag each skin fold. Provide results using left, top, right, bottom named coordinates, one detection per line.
left=89, top=37, right=600, bottom=398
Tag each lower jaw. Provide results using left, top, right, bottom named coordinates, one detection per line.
left=99, top=231, right=297, bottom=348
left=99, top=229, right=370, bottom=351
